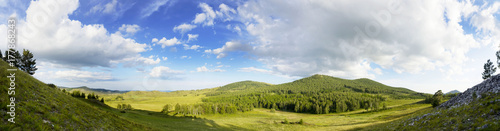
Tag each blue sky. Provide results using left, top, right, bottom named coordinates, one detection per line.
left=1, top=0, right=500, bottom=93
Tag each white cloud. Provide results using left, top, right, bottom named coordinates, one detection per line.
left=149, top=66, right=184, bottom=79
left=227, top=0, right=487, bottom=78
left=183, top=44, right=201, bottom=50
left=86, top=0, right=134, bottom=20
left=13, top=0, right=148, bottom=68
left=196, top=66, right=225, bottom=72
left=238, top=67, right=272, bottom=74
left=111, top=55, right=161, bottom=67
left=162, top=56, right=168, bottom=61
left=37, top=70, right=114, bottom=82
left=192, top=3, right=236, bottom=26
left=141, top=0, right=170, bottom=18
left=118, top=24, right=140, bottom=36
left=204, top=41, right=252, bottom=58
left=173, top=23, right=197, bottom=34
left=187, top=34, right=199, bottom=42
left=180, top=56, right=191, bottom=59
left=152, top=37, right=181, bottom=48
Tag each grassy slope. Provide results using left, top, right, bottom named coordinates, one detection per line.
left=360, top=92, right=500, bottom=131
left=0, top=60, right=149, bottom=130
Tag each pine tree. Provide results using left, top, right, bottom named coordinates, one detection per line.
left=20, top=49, right=37, bottom=75
left=482, top=59, right=496, bottom=80
left=100, top=98, right=104, bottom=103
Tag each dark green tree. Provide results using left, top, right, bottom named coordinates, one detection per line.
left=431, top=90, right=443, bottom=107
left=100, top=98, right=104, bottom=103
left=482, top=59, right=496, bottom=80
left=20, top=49, right=37, bottom=75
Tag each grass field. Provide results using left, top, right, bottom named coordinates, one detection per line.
left=98, top=91, right=431, bottom=130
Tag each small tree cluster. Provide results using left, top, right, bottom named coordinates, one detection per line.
left=1, top=49, right=38, bottom=75
left=161, top=104, right=171, bottom=114
left=70, top=91, right=86, bottom=98
left=117, top=104, right=133, bottom=110
left=69, top=91, right=105, bottom=103
left=281, top=118, right=305, bottom=125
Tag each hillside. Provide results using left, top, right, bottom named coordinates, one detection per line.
left=201, top=74, right=428, bottom=114
left=0, top=60, right=149, bottom=130
left=361, top=74, right=500, bottom=130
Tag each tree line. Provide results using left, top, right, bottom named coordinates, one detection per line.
left=69, top=90, right=105, bottom=103
left=1, top=49, right=38, bottom=75
left=161, top=103, right=251, bottom=116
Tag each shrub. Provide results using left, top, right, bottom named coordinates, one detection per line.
left=270, top=109, right=276, bottom=113
left=47, top=83, right=56, bottom=88
left=299, top=119, right=304, bottom=125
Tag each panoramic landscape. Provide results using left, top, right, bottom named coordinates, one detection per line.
left=1, top=0, right=500, bottom=130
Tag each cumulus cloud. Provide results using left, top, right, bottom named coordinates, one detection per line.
left=192, top=3, right=236, bottom=26
left=152, top=37, right=181, bottom=48
left=117, top=24, right=140, bottom=36
left=204, top=41, right=252, bottom=58
left=149, top=66, right=184, bottom=79
left=14, top=0, right=148, bottom=68
left=173, top=23, right=197, bottom=34
left=183, top=44, right=201, bottom=50
left=196, top=66, right=225, bottom=72
left=216, top=0, right=489, bottom=78
left=37, top=70, right=114, bottom=82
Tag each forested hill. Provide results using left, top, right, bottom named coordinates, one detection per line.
left=0, top=60, right=148, bottom=130
left=201, top=74, right=428, bottom=114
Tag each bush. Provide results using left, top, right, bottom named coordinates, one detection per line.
left=47, top=83, right=56, bottom=88
left=270, top=109, right=276, bottom=113
left=299, top=119, right=304, bottom=125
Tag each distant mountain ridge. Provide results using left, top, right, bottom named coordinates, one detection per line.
left=59, top=86, right=129, bottom=94
left=445, top=90, right=461, bottom=94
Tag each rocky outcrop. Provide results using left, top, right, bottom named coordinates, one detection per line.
left=438, top=74, right=500, bottom=109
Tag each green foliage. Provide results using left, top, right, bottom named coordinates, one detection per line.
left=161, top=104, right=171, bottom=114
left=20, top=49, right=37, bottom=75
left=431, top=90, right=443, bottom=107
left=299, top=119, right=304, bottom=125
left=47, top=83, right=56, bottom=88
left=482, top=59, right=496, bottom=80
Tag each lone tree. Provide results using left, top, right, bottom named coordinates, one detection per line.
left=20, top=49, right=37, bottom=75
left=482, top=59, right=496, bottom=80
left=431, top=90, right=443, bottom=107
